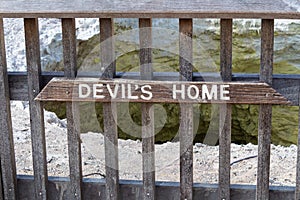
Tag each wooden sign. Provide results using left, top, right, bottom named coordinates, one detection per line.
left=35, top=77, right=290, bottom=105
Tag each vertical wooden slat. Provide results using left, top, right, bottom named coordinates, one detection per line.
left=24, top=18, right=48, bottom=200
left=62, top=18, right=77, bottom=78
left=256, top=19, right=274, bottom=200
left=220, top=19, right=233, bottom=82
left=179, top=19, right=193, bottom=82
left=179, top=18, right=193, bottom=200
left=140, top=19, right=153, bottom=80
left=0, top=167, right=3, bottom=200
left=100, top=18, right=115, bottom=79
left=295, top=93, right=300, bottom=200
left=100, top=18, right=119, bottom=200
left=139, top=18, right=155, bottom=200
left=219, top=19, right=232, bottom=200
left=0, top=18, right=17, bottom=200
left=62, top=18, right=83, bottom=200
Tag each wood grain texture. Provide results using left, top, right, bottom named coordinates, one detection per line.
left=63, top=18, right=77, bottom=78
left=62, top=18, right=83, bottom=200
left=100, top=18, right=120, bottom=200
left=0, top=169, right=2, bottom=200
left=16, top=175, right=298, bottom=200
left=24, top=18, right=48, bottom=200
left=179, top=18, right=193, bottom=200
left=141, top=103, right=155, bottom=200
left=220, top=19, right=232, bottom=82
left=0, top=0, right=299, bottom=19
left=100, top=18, right=115, bottom=79
left=8, top=72, right=300, bottom=105
left=139, top=18, right=155, bottom=200
left=0, top=17, right=17, bottom=200
left=103, top=102, right=119, bottom=200
left=179, top=104, right=193, bottom=200
left=218, top=18, right=232, bottom=200
left=35, top=78, right=290, bottom=105
left=256, top=19, right=274, bottom=200
left=140, top=18, right=153, bottom=81
left=179, top=19, right=193, bottom=82
left=295, top=91, right=300, bottom=200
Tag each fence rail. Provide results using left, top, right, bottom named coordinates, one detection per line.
left=0, top=0, right=300, bottom=19
left=0, top=1, right=300, bottom=199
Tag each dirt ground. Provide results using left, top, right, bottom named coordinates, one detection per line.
left=11, top=101, right=297, bottom=186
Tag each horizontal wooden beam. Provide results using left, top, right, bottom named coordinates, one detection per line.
left=0, top=0, right=299, bottom=19
left=8, top=72, right=300, bottom=105
left=35, top=77, right=289, bottom=104
left=17, top=175, right=295, bottom=200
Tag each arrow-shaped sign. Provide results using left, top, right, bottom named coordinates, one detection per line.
left=35, top=77, right=290, bottom=105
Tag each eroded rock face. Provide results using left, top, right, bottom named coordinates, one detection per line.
left=3, top=18, right=100, bottom=72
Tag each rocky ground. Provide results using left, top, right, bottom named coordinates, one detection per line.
left=11, top=101, right=297, bottom=186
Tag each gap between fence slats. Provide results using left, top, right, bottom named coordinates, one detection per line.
left=179, top=18, right=193, bottom=200
left=24, top=18, right=48, bottom=200
left=256, top=19, right=274, bottom=200
left=0, top=17, right=17, bottom=200
left=100, top=18, right=119, bottom=200
left=139, top=18, right=155, bottom=200
left=219, top=18, right=232, bottom=200
left=296, top=91, right=300, bottom=200
left=62, top=18, right=83, bottom=200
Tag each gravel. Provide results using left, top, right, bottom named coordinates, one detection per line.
left=11, top=101, right=297, bottom=186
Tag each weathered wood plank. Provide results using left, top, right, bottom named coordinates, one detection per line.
left=140, top=18, right=153, bottom=81
left=179, top=19, right=193, bottom=82
left=179, top=18, right=193, bottom=200
left=179, top=103, right=194, bottom=200
left=35, top=78, right=290, bottom=105
left=139, top=18, right=155, bottom=200
left=256, top=19, right=274, bottom=200
left=220, top=19, right=232, bottom=82
left=100, top=18, right=115, bottom=79
left=0, top=17, right=17, bottom=200
left=141, top=103, right=155, bottom=200
left=16, top=175, right=297, bottom=200
left=62, top=18, right=83, bottom=200
left=100, top=18, right=119, bottom=200
left=0, top=0, right=299, bottom=19
left=0, top=169, right=3, bottom=200
left=218, top=18, right=232, bottom=200
left=24, top=18, right=48, bottom=200
left=8, top=72, right=300, bottom=105
left=295, top=92, right=300, bottom=200
left=103, top=103, right=119, bottom=200
left=63, top=18, right=77, bottom=78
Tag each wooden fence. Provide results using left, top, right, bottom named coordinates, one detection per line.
left=0, top=0, right=300, bottom=199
